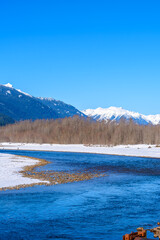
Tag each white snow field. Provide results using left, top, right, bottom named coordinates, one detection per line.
left=0, top=153, right=47, bottom=189
left=0, top=143, right=160, bottom=158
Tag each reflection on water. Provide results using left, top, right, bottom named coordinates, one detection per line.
left=0, top=150, right=160, bottom=240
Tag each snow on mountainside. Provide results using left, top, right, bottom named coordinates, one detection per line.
left=4, top=83, right=13, bottom=88
left=83, top=107, right=160, bottom=125
left=4, top=83, right=32, bottom=97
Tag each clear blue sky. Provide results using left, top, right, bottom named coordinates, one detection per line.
left=0, top=0, right=160, bottom=114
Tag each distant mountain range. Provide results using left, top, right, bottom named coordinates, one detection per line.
left=83, top=107, right=160, bottom=125
left=0, top=83, right=160, bottom=126
left=0, top=83, right=85, bottom=124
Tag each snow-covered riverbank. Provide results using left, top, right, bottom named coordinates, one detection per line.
left=0, top=143, right=160, bottom=158
left=0, top=143, right=160, bottom=190
left=0, top=153, right=48, bottom=189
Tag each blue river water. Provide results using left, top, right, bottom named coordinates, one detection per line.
left=0, top=150, right=160, bottom=240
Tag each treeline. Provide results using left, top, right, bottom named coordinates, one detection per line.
left=0, top=117, right=160, bottom=145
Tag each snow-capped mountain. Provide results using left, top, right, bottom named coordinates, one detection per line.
left=0, top=83, right=86, bottom=122
left=1, top=83, right=160, bottom=125
left=83, top=107, right=160, bottom=125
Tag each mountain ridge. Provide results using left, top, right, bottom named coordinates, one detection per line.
left=1, top=83, right=160, bottom=125
left=83, top=106, right=160, bottom=125
left=0, top=83, right=86, bottom=121
left=38, top=97, right=85, bottom=118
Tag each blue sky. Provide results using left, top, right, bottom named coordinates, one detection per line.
left=0, top=0, right=160, bottom=114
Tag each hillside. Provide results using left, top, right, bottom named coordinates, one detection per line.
left=0, top=113, right=15, bottom=126
left=0, top=84, right=85, bottom=121
left=38, top=97, right=85, bottom=118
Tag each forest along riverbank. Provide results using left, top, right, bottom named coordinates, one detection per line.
left=0, top=153, right=106, bottom=191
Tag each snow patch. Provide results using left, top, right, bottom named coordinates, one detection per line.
left=0, top=153, right=48, bottom=189
left=3, top=83, right=32, bottom=98
left=4, top=83, right=13, bottom=88
left=6, top=90, right=11, bottom=95
left=17, top=89, right=32, bottom=98
left=38, top=97, right=55, bottom=101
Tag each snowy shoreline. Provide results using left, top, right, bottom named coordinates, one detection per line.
left=0, top=143, right=160, bottom=158
left=0, top=153, right=48, bottom=190
left=0, top=143, right=160, bottom=190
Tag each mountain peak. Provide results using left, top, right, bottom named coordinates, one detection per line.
left=4, top=83, right=13, bottom=88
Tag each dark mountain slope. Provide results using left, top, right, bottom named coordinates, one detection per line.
left=0, top=84, right=86, bottom=122
left=38, top=97, right=86, bottom=118
left=0, top=84, right=58, bottom=121
left=0, top=113, right=15, bottom=126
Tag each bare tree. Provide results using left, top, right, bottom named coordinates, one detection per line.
left=0, top=117, right=160, bottom=145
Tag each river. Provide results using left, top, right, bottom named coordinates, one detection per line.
left=0, top=150, right=159, bottom=239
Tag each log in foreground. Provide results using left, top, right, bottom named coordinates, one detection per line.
left=123, top=223, right=160, bottom=240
